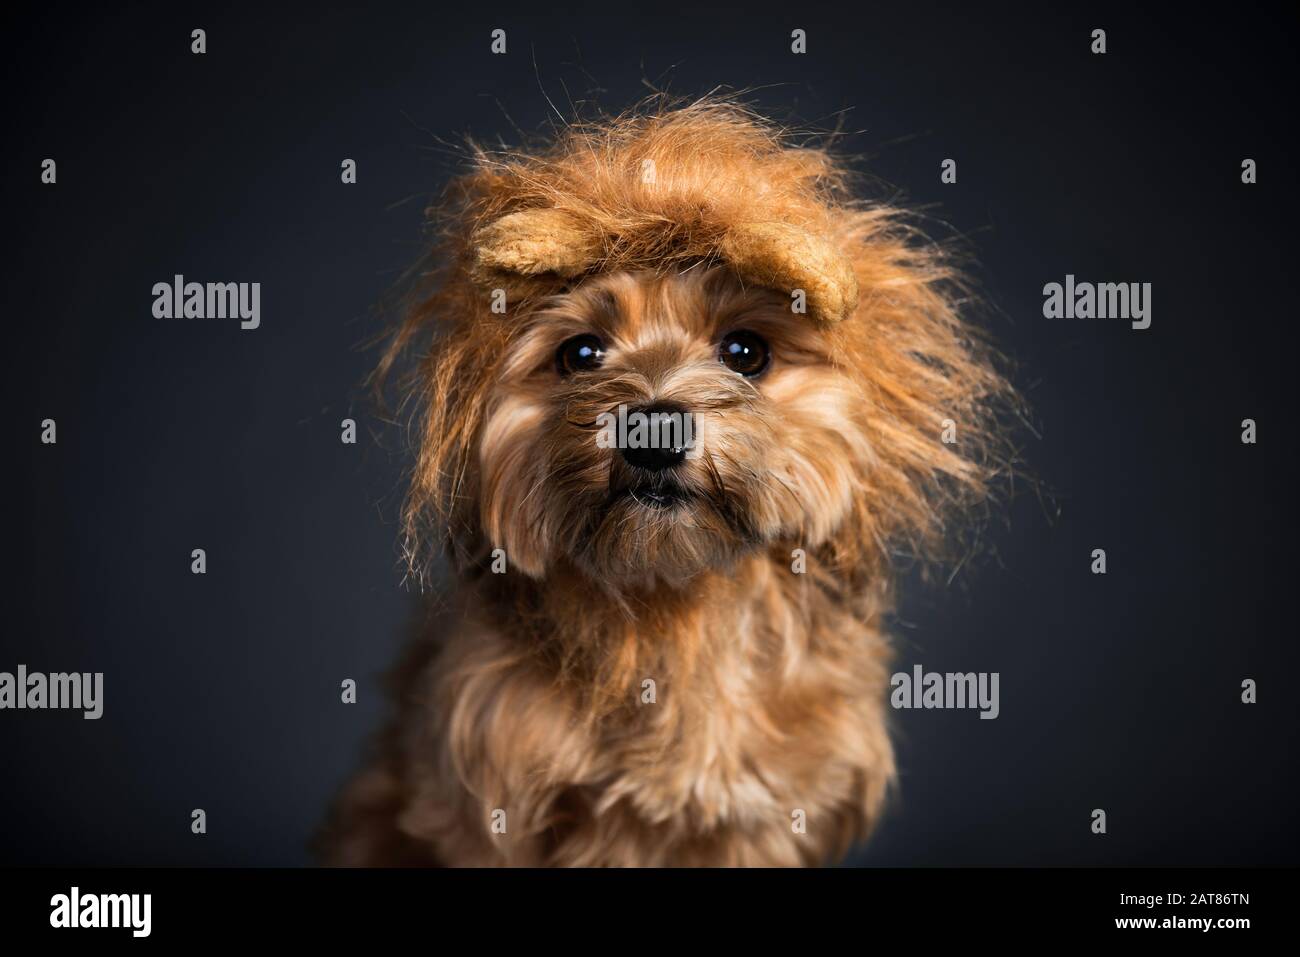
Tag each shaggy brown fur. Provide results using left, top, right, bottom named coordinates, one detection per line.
left=318, top=98, right=1017, bottom=867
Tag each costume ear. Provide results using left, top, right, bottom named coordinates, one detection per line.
left=472, top=208, right=602, bottom=280
left=721, top=221, right=859, bottom=323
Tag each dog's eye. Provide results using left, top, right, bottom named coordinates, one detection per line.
left=718, top=330, right=770, bottom=377
left=556, top=335, right=606, bottom=375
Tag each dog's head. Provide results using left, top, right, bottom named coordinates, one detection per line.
left=384, top=100, right=1016, bottom=591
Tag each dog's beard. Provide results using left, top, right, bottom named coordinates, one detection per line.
left=571, top=455, right=763, bottom=587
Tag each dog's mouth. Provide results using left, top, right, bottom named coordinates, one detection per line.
left=611, top=481, right=693, bottom=511
left=626, top=486, right=684, bottom=509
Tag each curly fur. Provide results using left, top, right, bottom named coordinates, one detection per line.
left=318, top=97, right=1018, bottom=867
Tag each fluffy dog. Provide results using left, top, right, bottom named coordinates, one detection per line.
left=319, top=99, right=1016, bottom=866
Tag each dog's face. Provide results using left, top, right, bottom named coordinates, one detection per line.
left=478, top=268, right=872, bottom=586
left=393, top=105, right=1014, bottom=594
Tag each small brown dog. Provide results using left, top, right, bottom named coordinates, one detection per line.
left=320, top=99, right=1015, bottom=866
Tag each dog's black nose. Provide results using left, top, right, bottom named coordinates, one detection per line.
left=622, top=443, right=685, bottom=471
left=619, top=404, right=688, bottom=472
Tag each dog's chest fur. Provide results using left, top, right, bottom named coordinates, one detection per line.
left=360, top=557, right=897, bottom=866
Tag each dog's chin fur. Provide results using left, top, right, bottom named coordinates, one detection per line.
left=317, top=99, right=1017, bottom=867
left=575, top=494, right=748, bottom=590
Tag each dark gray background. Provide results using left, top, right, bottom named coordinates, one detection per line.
left=5, top=1, right=1296, bottom=866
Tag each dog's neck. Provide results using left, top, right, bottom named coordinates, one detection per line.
left=469, top=548, right=888, bottom=720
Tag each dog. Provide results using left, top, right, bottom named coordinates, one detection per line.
left=318, top=98, right=1017, bottom=866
